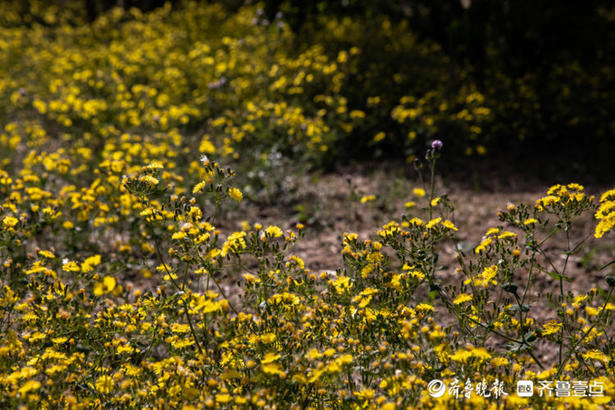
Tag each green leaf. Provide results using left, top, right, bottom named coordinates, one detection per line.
left=502, top=282, right=519, bottom=294
left=545, top=270, right=572, bottom=282
left=506, top=341, right=526, bottom=353
left=524, top=331, right=538, bottom=343
left=507, top=304, right=531, bottom=313
left=537, top=263, right=573, bottom=282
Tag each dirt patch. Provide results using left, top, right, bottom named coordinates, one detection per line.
left=209, top=166, right=615, bottom=368
left=224, top=167, right=612, bottom=274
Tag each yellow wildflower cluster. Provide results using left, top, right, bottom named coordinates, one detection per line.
left=475, top=227, right=517, bottom=254
left=1, top=163, right=614, bottom=408
left=392, top=88, right=492, bottom=158
left=535, top=183, right=587, bottom=212
left=595, top=188, right=615, bottom=238
left=0, top=2, right=613, bottom=408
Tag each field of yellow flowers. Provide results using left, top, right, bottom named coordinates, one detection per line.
left=1, top=2, right=615, bottom=409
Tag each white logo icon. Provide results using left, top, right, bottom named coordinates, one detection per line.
left=428, top=379, right=446, bottom=398
left=517, top=380, right=534, bottom=397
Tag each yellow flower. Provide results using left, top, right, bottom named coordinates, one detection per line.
left=471, top=347, right=491, bottom=360
left=261, top=352, right=280, bottom=364
left=33, top=99, right=47, bottom=114
left=413, top=188, right=426, bottom=197
left=95, top=375, right=114, bottom=394
left=595, top=215, right=615, bottom=238
left=38, top=250, right=56, bottom=259
left=355, top=388, right=376, bottom=400
left=475, top=237, right=492, bottom=254
left=336, top=354, right=353, bottom=366
left=265, top=225, right=283, bottom=238
left=62, top=261, right=81, bottom=272
left=215, top=394, right=232, bottom=403
left=81, top=255, right=101, bottom=273
left=262, top=362, right=286, bottom=377
left=453, top=293, right=473, bottom=305
left=585, top=306, right=599, bottom=316
left=373, top=131, right=386, bottom=142
left=331, top=276, right=353, bottom=294
left=18, top=380, right=41, bottom=395
left=360, top=194, right=375, bottom=203
left=491, top=357, right=509, bottom=367
left=220, top=231, right=246, bottom=257
left=409, top=270, right=425, bottom=280
left=426, top=217, right=441, bottom=229
left=170, top=323, right=191, bottom=333
left=2, top=216, right=18, bottom=228
left=599, top=188, right=615, bottom=202
left=415, top=303, right=434, bottom=312
left=535, top=195, right=560, bottom=210
left=541, top=320, right=563, bottom=336
left=408, top=217, right=423, bottom=226
left=464, top=265, right=498, bottom=288
left=193, top=181, right=206, bottom=194
left=147, top=161, right=164, bottom=170
left=583, top=350, right=608, bottom=362
left=595, top=191, right=615, bottom=238
left=188, top=206, right=202, bottom=220
left=497, top=230, right=516, bottom=239
left=200, top=139, right=216, bottom=154
left=228, top=187, right=243, bottom=202
left=139, top=175, right=159, bottom=186
left=390, top=274, right=403, bottom=290
left=305, top=349, right=322, bottom=360
left=442, top=219, right=458, bottom=231
left=93, top=276, right=117, bottom=296
left=352, top=287, right=378, bottom=308
left=478, top=265, right=498, bottom=287
left=243, top=273, right=261, bottom=283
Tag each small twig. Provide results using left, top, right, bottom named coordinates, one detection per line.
left=154, top=241, right=205, bottom=356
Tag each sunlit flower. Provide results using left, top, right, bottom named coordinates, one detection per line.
left=93, top=276, right=117, bottom=296
left=228, top=187, right=243, bottom=202
left=2, top=216, right=19, bottom=228
left=95, top=375, right=114, bottom=394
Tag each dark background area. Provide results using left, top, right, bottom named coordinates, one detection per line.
left=7, top=0, right=615, bottom=186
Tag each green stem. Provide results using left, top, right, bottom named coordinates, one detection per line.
left=463, top=314, right=545, bottom=369
left=428, top=158, right=436, bottom=220
left=555, top=286, right=614, bottom=379
left=154, top=241, right=205, bottom=356
left=192, top=246, right=240, bottom=316
left=557, top=229, right=571, bottom=370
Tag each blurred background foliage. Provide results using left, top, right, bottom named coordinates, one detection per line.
left=2, top=0, right=615, bottom=182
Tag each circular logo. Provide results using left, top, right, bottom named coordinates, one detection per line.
left=428, top=379, right=446, bottom=398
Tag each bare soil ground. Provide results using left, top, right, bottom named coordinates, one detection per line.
left=221, top=166, right=612, bottom=275
left=212, top=165, right=614, bottom=368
